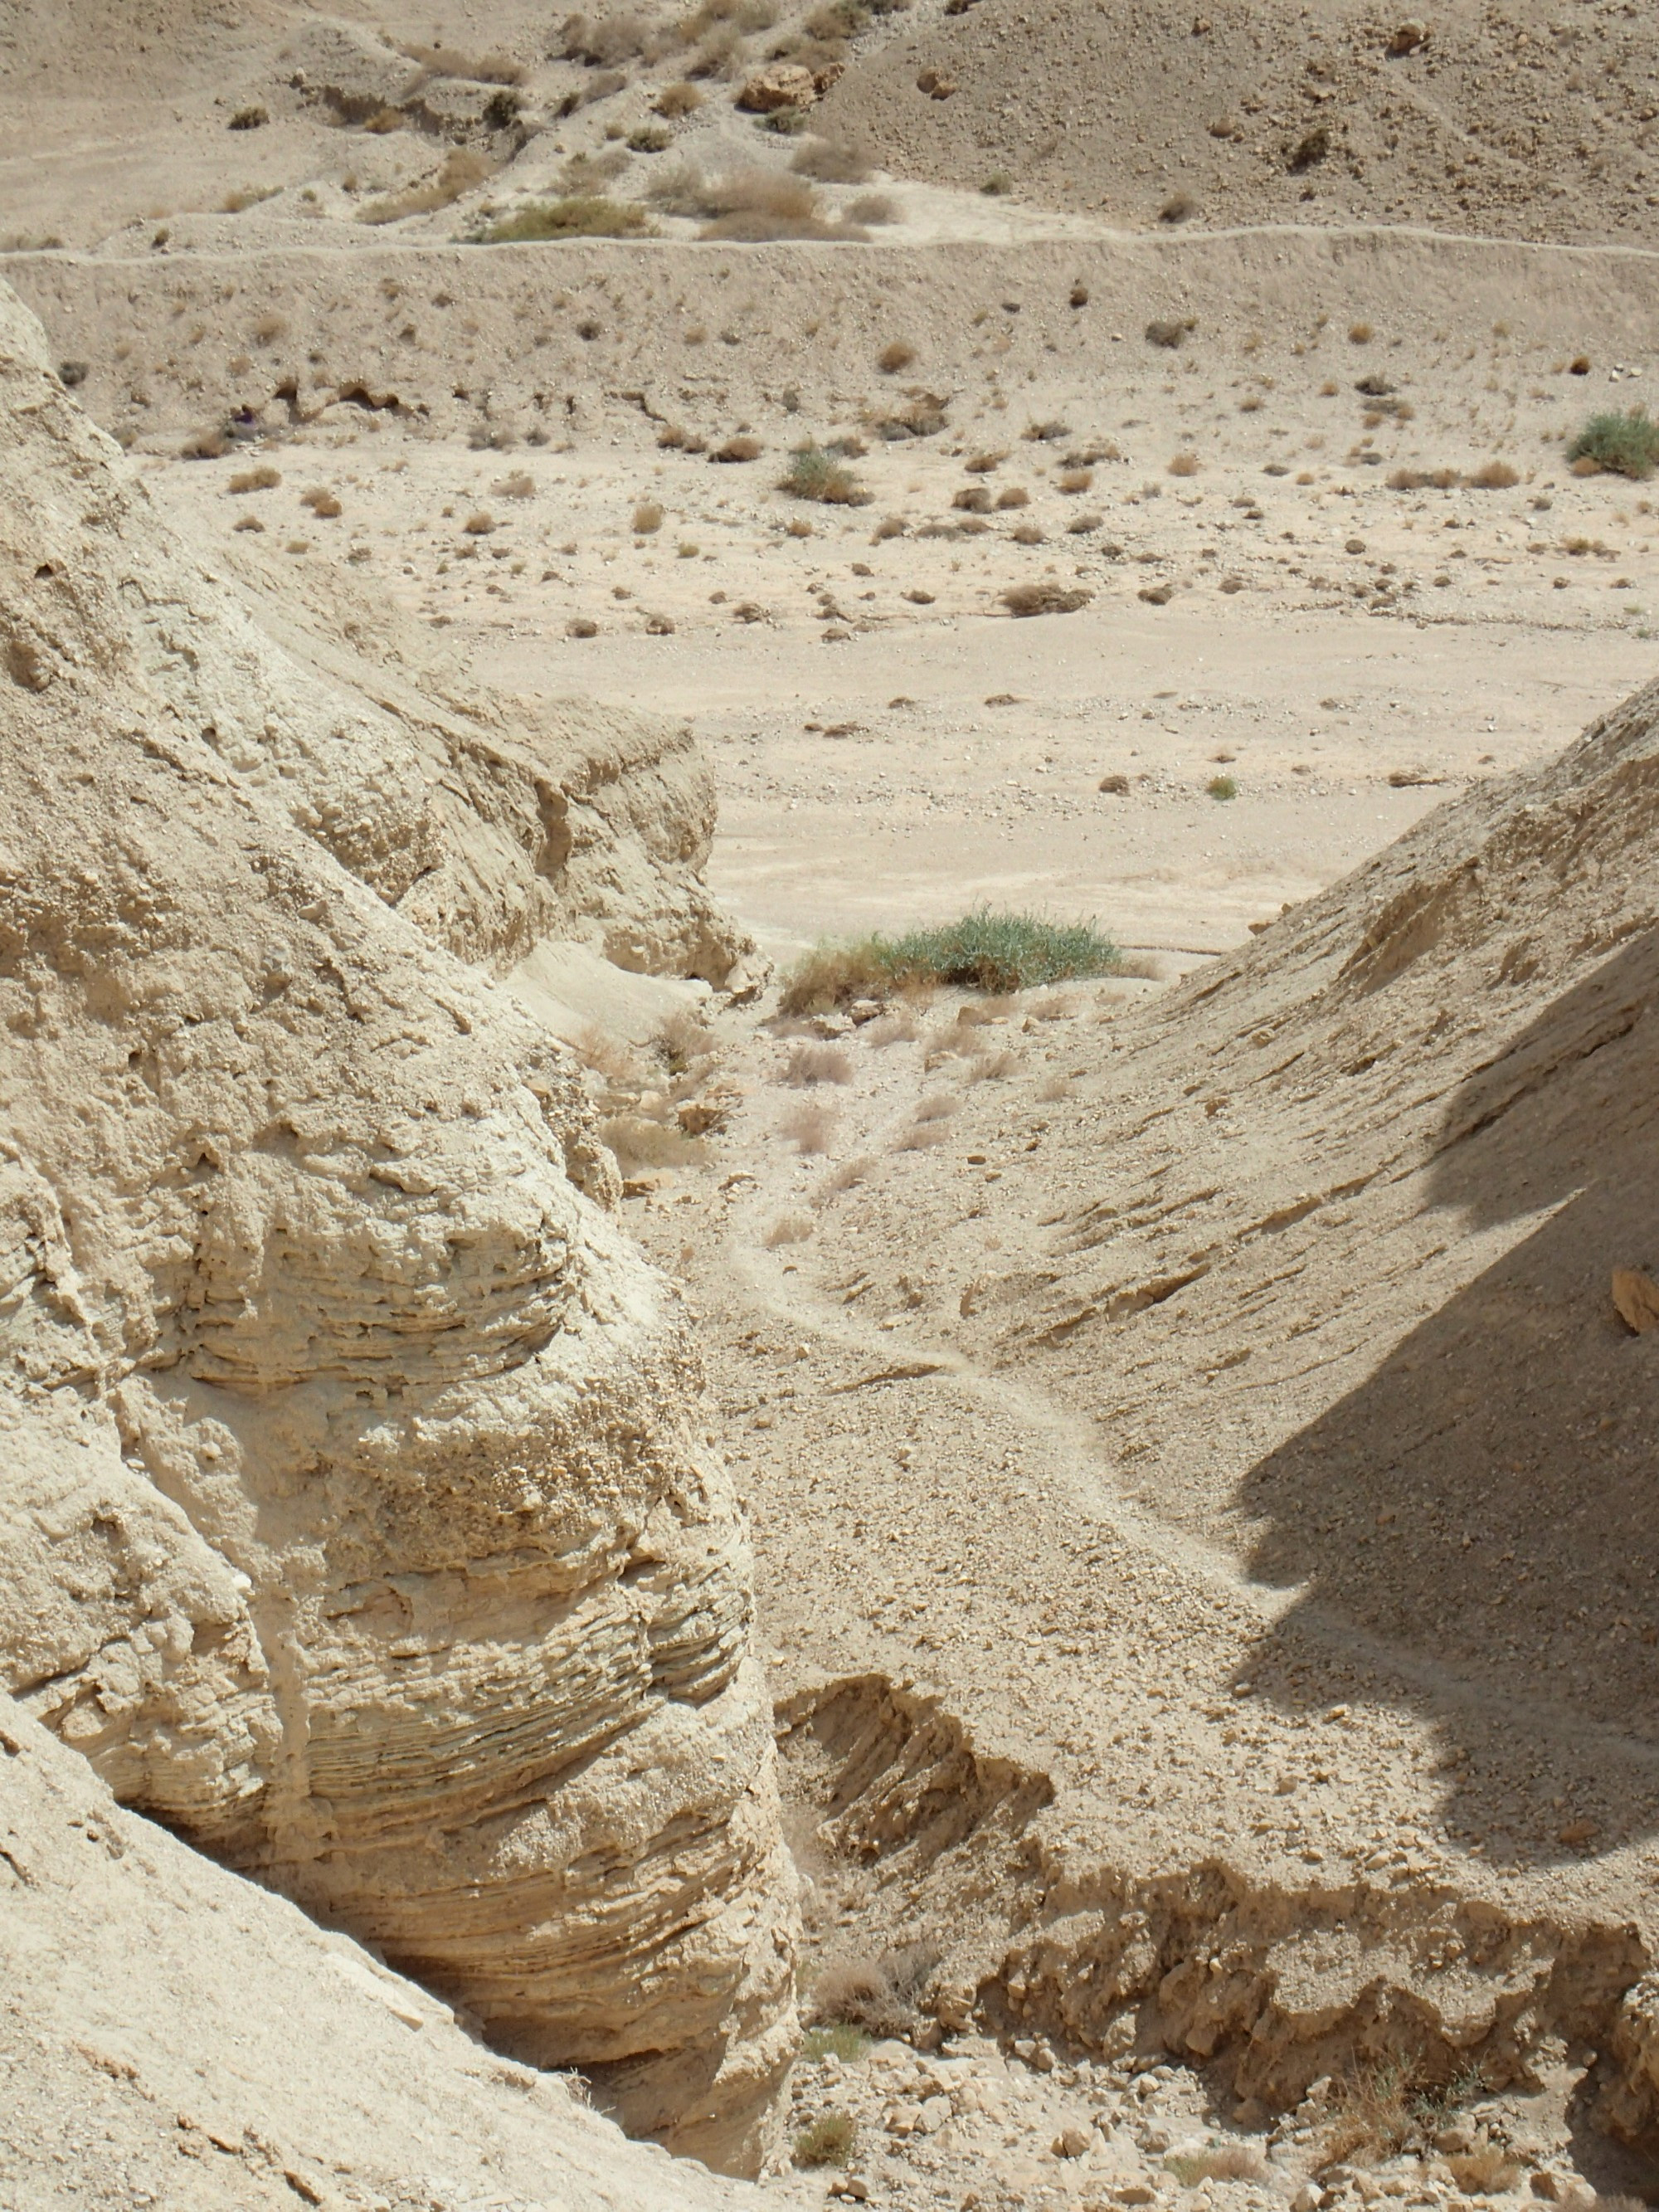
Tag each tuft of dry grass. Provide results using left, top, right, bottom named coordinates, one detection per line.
left=1166, top=2146, right=1267, bottom=2187
left=598, top=1113, right=708, bottom=1172
left=781, top=1099, right=837, bottom=1153
left=1056, top=466, right=1093, bottom=494
left=995, top=485, right=1029, bottom=509
left=252, top=311, right=286, bottom=343
left=793, top=2112, right=856, bottom=2170
left=913, top=1092, right=958, bottom=1123
left=300, top=486, right=342, bottom=518
left=464, top=510, right=495, bottom=536
left=792, top=137, right=875, bottom=183
left=361, top=148, right=494, bottom=226
left=713, top=434, right=763, bottom=463
left=494, top=470, right=535, bottom=499
left=633, top=499, right=664, bottom=534
left=815, top=1154, right=873, bottom=1201
left=221, top=185, right=280, bottom=213
left=1146, top=317, right=1188, bottom=349
left=1349, top=320, right=1374, bottom=343
left=784, top=1043, right=854, bottom=1086
left=479, top=197, right=653, bottom=241
left=1443, top=2151, right=1522, bottom=2196
left=398, top=40, right=525, bottom=84
left=1159, top=188, right=1196, bottom=224
left=873, top=515, right=907, bottom=541
left=878, top=339, right=917, bottom=373
left=1467, top=459, right=1520, bottom=489
left=964, top=449, right=1006, bottom=474
left=228, top=465, right=280, bottom=494
left=810, top=1946, right=938, bottom=2039
left=1168, top=451, right=1200, bottom=477
left=654, top=80, right=705, bottom=115
left=765, top=1213, right=815, bottom=1247
left=953, top=485, right=993, bottom=513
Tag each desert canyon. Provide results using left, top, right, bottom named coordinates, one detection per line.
left=5, top=3, right=1659, bottom=2210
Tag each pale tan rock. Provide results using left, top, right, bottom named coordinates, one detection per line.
left=0, top=282, right=793, bottom=2172
left=737, top=61, right=819, bottom=111
left=1611, top=1267, right=1659, bottom=1333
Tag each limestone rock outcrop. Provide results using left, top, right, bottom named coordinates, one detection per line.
left=0, top=281, right=794, bottom=2171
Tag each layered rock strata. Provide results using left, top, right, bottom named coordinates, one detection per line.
left=0, top=281, right=793, bottom=2171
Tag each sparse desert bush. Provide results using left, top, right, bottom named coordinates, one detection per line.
left=1443, top=2150, right=1522, bottom=2196
left=873, top=514, right=907, bottom=540
left=253, top=310, right=287, bottom=343
left=1388, top=465, right=1460, bottom=490
left=1317, top=2061, right=1418, bottom=2170
left=713, top=433, right=764, bottom=462
left=568, top=616, right=599, bottom=637
left=180, top=427, right=232, bottom=460
left=494, top=470, right=535, bottom=499
left=1146, top=317, right=1187, bottom=348
left=361, top=148, right=494, bottom=226
left=598, top=1113, right=708, bottom=1172
left=465, top=510, right=495, bottom=534
left=1467, top=458, right=1520, bottom=489
left=633, top=499, right=664, bottom=533
left=1165, top=2146, right=1268, bottom=2187
left=792, top=137, right=875, bottom=183
left=559, top=11, right=657, bottom=66
left=995, top=485, right=1029, bottom=509
left=765, top=1213, right=815, bottom=1247
left=1159, top=188, right=1195, bottom=223
left=1208, top=774, right=1238, bottom=800
left=478, top=197, right=653, bottom=241
left=300, top=486, right=342, bottom=517
left=913, top=1092, right=958, bottom=1122
left=793, top=2112, right=856, bottom=2170
left=1056, top=466, right=1093, bottom=493
left=878, top=339, right=917, bottom=373
left=228, top=465, right=280, bottom=493
left=1023, top=418, right=1069, bottom=442
left=781, top=909, right=1119, bottom=1011
left=801, top=2023, right=871, bottom=2063
left=782, top=444, right=871, bottom=504
left=952, top=485, right=992, bottom=513
left=628, top=122, right=673, bottom=152
left=781, top=1099, right=836, bottom=1152
left=981, top=171, right=1011, bottom=195
left=1168, top=451, right=1200, bottom=476
left=221, top=185, right=280, bottom=213
left=964, top=449, right=1005, bottom=474
left=1567, top=408, right=1659, bottom=480
left=896, top=1119, right=951, bottom=1149
left=399, top=40, right=526, bottom=83
left=966, top=1046, right=1017, bottom=1080
left=1068, top=512, right=1103, bottom=535
left=232, top=514, right=265, bottom=533
left=654, top=80, right=704, bottom=114
left=1037, top=1073, right=1077, bottom=1101
left=848, top=192, right=896, bottom=224
left=229, top=104, right=269, bottom=129
left=1002, top=582, right=1090, bottom=616
left=784, top=1042, right=854, bottom=1085
left=815, top=1154, right=874, bottom=1201
left=1010, top=523, right=1044, bottom=544
left=810, top=1946, right=939, bottom=2039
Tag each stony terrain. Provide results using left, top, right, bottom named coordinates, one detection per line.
left=7, top=2, right=1659, bottom=2208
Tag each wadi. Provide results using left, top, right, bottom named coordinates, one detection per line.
left=4, top=5, right=1659, bottom=2210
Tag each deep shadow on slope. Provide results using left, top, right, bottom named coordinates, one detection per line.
left=1237, top=928, right=1659, bottom=1864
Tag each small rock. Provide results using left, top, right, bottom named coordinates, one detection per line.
left=1115, top=2185, right=1159, bottom=2206
left=919, top=2093, right=951, bottom=2133
left=1098, top=772, right=1131, bottom=794
left=1292, top=2185, right=1325, bottom=2212
left=1053, top=2127, right=1092, bottom=2159
left=1559, top=1817, right=1599, bottom=1847
left=1612, top=1267, right=1659, bottom=1333
left=848, top=998, right=883, bottom=1024
left=831, top=2178, right=870, bottom=2201
left=810, top=1012, right=855, bottom=1038
left=886, top=2101, right=922, bottom=2135
left=1387, top=18, right=1429, bottom=54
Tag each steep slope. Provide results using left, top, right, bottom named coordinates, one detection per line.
left=0, top=279, right=792, bottom=2172
left=820, top=0, right=1659, bottom=246
left=0, top=1703, right=786, bottom=2210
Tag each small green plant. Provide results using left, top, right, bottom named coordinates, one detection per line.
left=981, top=171, right=1011, bottom=195
left=793, top=2112, right=857, bottom=2169
left=474, top=197, right=654, bottom=241
left=781, top=909, right=1121, bottom=1012
left=1566, top=407, right=1659, bottom=480
left=801, top=2023, right=872, bottom=2063
left=1208, top=774, right=1238, bottom=800
left=781, top=444, right=872, bottom=505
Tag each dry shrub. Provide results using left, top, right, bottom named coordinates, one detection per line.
left=1165, top=2146, right=1267, bottom=2187
left=896, top=1119, right=951, bottom=1149
left=913, top=1092, right=958, bottom=1122
left=878, top=339, right=917, bottom=374
left=1443, top=2151, right=1522, bottom=2196
left=1467, top=459, right=1520, bottom=489
left=953, top=485, right=992, bottom=513
left=400, top=40, right=526, bottom=83
left=784, top=1042, right=853, bottom=1085
left=815, top=1154, right=873, bottom=1201
left=866, top=1008, right=922, bottom=1045
left=598, top=1113, right=708, bottom=1171
left=1146, top=317, right=1187, bottom=348
left=810, top=1946, right=938, bottom=2038
left=792, top=137, right=874, bottom=183
left=873, top=515, right=907, bottom=540
left=656, top=1006, right=717, bottom=1070
left=1010, top=523, right=1043, bottom=544
left=966, top=1048, right=1018, bottom=1081
left=1388, top=465, right=1459, bottom=490
left=228, top=465, right=280, bottom=494
left=559, top=12, right=657, bottom=66
left=180, top=428, right=231, bottom=460
left=465, top=510, right=495, bottom=535
left=1168, top=451, right=1200, bottom=477
left=765, top=1212, right=815, bottom=1247
left=995, top=485, right=1029, bottom=509
left=848, top=192, right=896, bottom=224
left=1003, top=582, right=1091, bottom=616
left=964, top=450, right=1005, bottom=474
left=780, top=943, right=893, bottom=1015
left=221, top=185, right=280, bottom=213
left=1350, top=320, right=1374, bottom=343
left=633, top=499, right=664, bottom=534
left=482, top=197, right=652, bottom=241
left=232, top=514, right=265, bottom=534
left=572, top=1023, right=645, bottom=1084
left=654, top=80, right=704, bottom=114
left=794, top=2112, right=856, bottom=2169
left=1023, top=418, right=1070, bottom=442
left=300, top=486, right=343, bottom=518
left=361, top=148, right=494, bottom=226
left=567, top=616, right=599, bottom=638
left=494, top=470, right=535, bottom=499
left=781, top=1099, right=836, bottom=1153
left=654, top=163, right=815, bottom=220
left=1318, top=2063, right=1415, bottom=2170
left=1159, top=188, right=1196, bottom=224
left=252, top=311, right=286, bottom=343
left=629, top=121, right=673, bottom=151
left=1057, top=466, right=1093, bottom=493
left=713, top=435, right=762, bottom=462
left=782, top=446, right=871, bottom=504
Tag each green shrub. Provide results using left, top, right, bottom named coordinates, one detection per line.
left=780, top=909, right=1121, bottom=1012
left=475, top=197, right=653, bottom=241
left=793, top=2112, right=857, bottom=2168
left=1207, top=774, right=1238, bottom=801
left=1566, top=407, right=1659, bottom=480
left=781, top=444, right=872, bottom=505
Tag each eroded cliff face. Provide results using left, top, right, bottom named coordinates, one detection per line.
left=0, top=282, right=793, bottom=2171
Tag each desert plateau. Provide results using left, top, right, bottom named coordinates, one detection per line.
left=6, top=3, right=1659, bottom=2210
